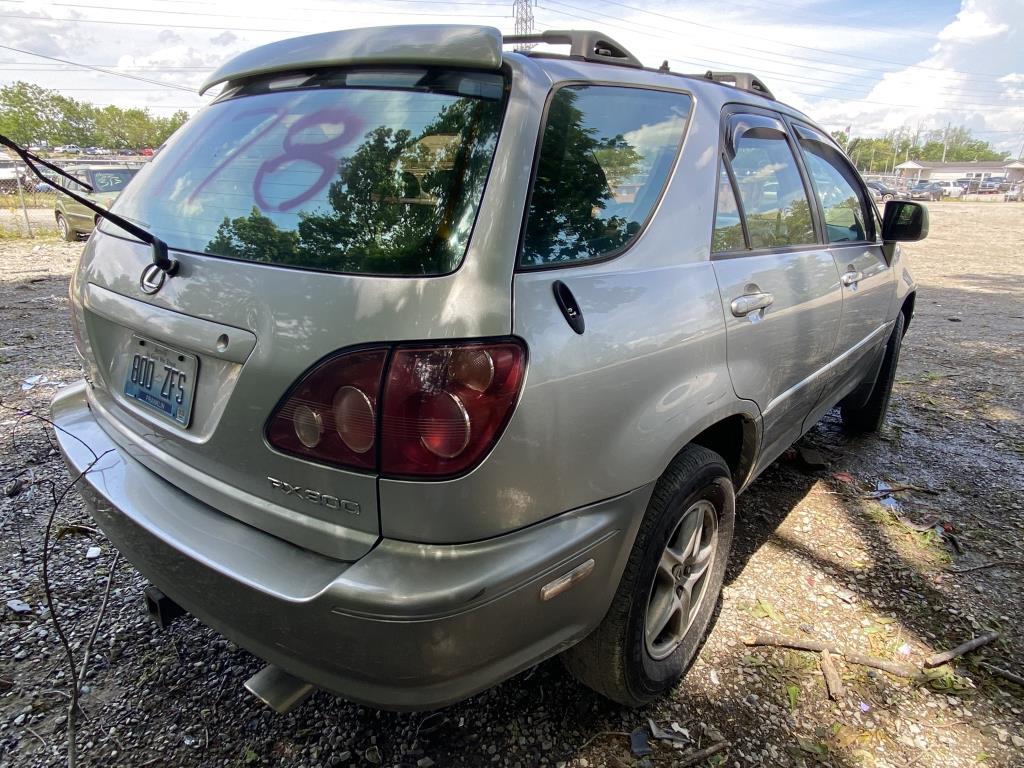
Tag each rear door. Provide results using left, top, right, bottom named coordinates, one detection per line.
left=791, top=123, right=894, bottom=420
left=710, top=110, right=842, bottom=471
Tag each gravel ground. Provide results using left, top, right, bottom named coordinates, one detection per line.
left=1, top=201, right=1023, bottom=768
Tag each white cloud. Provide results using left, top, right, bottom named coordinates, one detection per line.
left=937, top=1, right=1008, bottom=43
left=210, top=31, right=239, bottom=47
left=1, top=0, right=1021, bottom=154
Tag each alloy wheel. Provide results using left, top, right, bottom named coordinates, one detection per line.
left=644, top=499, right=719, bottom=660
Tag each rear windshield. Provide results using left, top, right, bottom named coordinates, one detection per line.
left=88, top=169, right=136, bottom=192
left=108, top=69, right=506, bottom=275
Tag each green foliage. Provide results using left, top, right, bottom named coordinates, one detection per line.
left=829, top=125, right=1009, bottom=173
left=208, top=207, right=299, bottom=264
left=0, top=81, right=190, bottom=148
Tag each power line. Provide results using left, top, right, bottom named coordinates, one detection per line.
left=531, top=6, right=1021, bottom=109
left=595, top=0, right=1008, bottom=80
left=0, top=63, right=215, bottom=71
left=538, top=0, right=1014, bottom=96
left=0, top=44, right=199, bottom=92
left=1, top=8, right=508, bottom=34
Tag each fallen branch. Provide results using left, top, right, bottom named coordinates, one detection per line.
left=978, top=662, right=1024, bottom=688
left=576, top=731, right=632, bottom=751
left=946, top=560, right=1024, bottom=574
left=844, top=653, right=924, bottom=680
left=744, top=634, right=830, bottom=653
left=25, top=725, right=47, bottom=749
left=745, top=635, right=924, bottom=680
left=39, top=449, right=115, bottom=768
left=675, top=741, right=728, bottom=767
left=820, top=649, right=845, bottom=700
left=925, top=631, right=1000, bottom=668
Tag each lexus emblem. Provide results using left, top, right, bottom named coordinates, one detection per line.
left=139, top=264, right=166, bottom=295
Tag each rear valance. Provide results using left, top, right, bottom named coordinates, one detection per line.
left=199, top=25, right=504, bottom=95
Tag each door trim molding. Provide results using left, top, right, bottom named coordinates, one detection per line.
left=762, top=321, right=890, bottom=418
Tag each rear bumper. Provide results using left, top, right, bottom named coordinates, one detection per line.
left=52, top=381, right=650, bottom=710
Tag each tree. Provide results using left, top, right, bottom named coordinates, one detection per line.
left=0, top=82, right=66, bottom=145
left=207, top=207, right=299, bottom=263
left=0, top=80, right=194, bottom=148
left=842, top=125, right=1008, bottom=173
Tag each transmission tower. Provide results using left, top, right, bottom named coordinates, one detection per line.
left=513, top=0, right=535, bottom=37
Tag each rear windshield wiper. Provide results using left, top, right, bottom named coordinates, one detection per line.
left=0, top=135, right=178, bottom=277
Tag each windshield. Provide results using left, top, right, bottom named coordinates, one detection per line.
left=108, top=69, right=506, bottom=276
left=88, top=169, right=137, bottom=193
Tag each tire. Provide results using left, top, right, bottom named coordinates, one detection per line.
left=56, top=213, right=75, bottom=242
left=882, top=194, right=894, bottom=202
left=841, top=310, right=905, bottom=434
left=562, top=445, right=735, bottom=706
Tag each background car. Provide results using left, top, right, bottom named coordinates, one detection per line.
left=865, top=180, right=901, bottom=201
left=934, top=180, right=964, bottom=198
left=53, top=166, right=138, bottom=240
left=1005, top=184, right=1023, bottom=202
left=980, top=176, right=1009, bottom=193
left=908, top=181, right=943, bottom=201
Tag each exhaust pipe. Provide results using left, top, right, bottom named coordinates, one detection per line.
left=244, top=665, right=315, bottom=714
left=144, top=585, right=186, bottom=629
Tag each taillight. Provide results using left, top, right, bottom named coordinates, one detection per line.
left=267, top=340, right=526, bottom=478
left=381, top=341, right=525, bottom=477
left=266, top=347, right=388, bottom=471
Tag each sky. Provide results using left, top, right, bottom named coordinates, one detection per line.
left=1, top=0, right=1022, bottom=155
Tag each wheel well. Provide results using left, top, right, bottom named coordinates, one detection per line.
left=900, top=292, right=915, bottom=335
left=689, top=414, right=756, bottom=488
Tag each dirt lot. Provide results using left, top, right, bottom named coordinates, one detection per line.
left=1, top=202, right=1022, bottom=768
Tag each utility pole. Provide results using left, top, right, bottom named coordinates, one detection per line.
left=513, top=0, right=535, bottom=36
left=941, top=121, right=951, bottom=163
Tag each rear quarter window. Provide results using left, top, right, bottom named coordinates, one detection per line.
left=520, top=85, right=691, bottom=268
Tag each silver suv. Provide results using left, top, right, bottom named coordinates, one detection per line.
left=51, top=25, right=925, bottom=711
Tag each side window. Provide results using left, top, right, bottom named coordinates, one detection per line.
left=712, top=166, right=745, bottom=252
left=798, top=139, right=871, bottom=243
left=520, top=85, right=691, bottom=267
left=728, top=130, right=815, bottom=250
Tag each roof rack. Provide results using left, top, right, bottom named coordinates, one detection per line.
left=503, top=29, right=643, bottom=69
left=698, top=71, right=774, bottom=100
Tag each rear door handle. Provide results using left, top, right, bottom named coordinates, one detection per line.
left=730, top=291, right=774, bottom=317
left=841, top=270, right=864, bottom=287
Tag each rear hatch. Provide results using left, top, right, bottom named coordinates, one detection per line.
left=71, top=66, right=510, bottom=560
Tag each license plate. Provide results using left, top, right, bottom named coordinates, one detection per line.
left=123, top=336, right=198, bottom=427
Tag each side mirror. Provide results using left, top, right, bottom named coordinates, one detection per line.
left=882, top=200, right=929, bottom=242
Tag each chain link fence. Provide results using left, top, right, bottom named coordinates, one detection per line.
left=1, top=154, right=148, bottom=237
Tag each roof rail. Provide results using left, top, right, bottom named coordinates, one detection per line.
left=503, top=29, right=643, bottom=69
left=699, top=71, right=774, bottom=100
